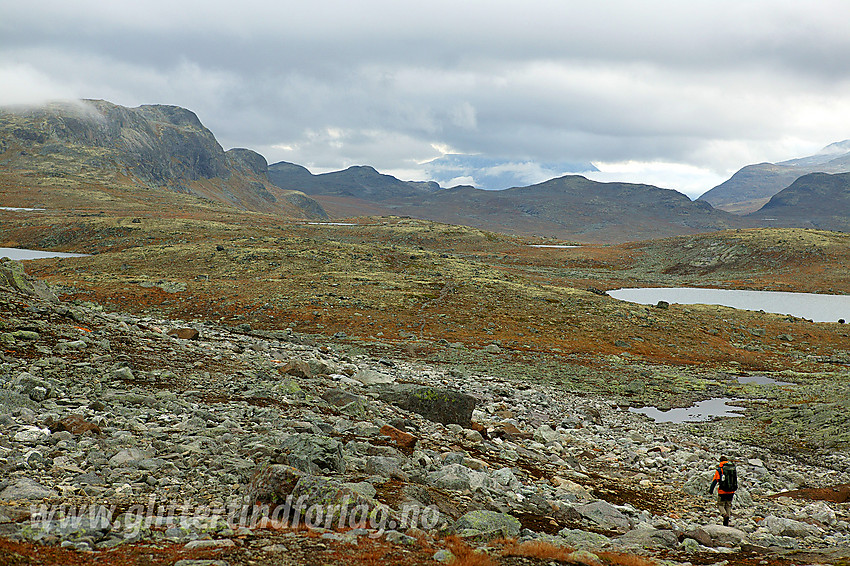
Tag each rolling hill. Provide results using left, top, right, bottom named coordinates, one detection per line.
left=747, top=171, right=850, bottom=232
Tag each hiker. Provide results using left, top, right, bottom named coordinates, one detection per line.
left=708, top=456, right=737, bottom=526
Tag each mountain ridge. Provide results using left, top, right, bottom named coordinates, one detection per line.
left=698, top=140, right=850, bottom=214
left=0, top=100, right=328, bottom=218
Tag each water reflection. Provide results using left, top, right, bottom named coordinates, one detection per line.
left=737, top=375, right=794, bottom=386
left=609, top=287, right=849, bottom=323
left=629, top=397, right=746, bottom=423
left=0, top=247, right=88, bottom=261
left=528, top=244, right=580, bottom=248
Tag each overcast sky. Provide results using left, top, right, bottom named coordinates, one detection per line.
left=4, top=1, right=850, bottom=197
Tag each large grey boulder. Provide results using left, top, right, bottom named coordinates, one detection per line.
left=616, top=527, right=679, bottom=549
left=557, top=528, right=612, bottom=550
left=700, top=524, right=748, bottom=547
left=377, top=384, right=476, bottom=426
left=278, top=434, right=346, bottom=474
left=763, top=515, right=822, bottom=538
left=576, top=500, right=631, bottom=533
left=455, top=510, right=521, bottom=540
left=0, top=478, right=57, bottom=500
left=108, top=447, right=154, bottom=467
left=12, top=372, right=53, bottom=402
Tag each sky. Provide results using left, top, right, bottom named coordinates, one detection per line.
left=4, top=1, right=850, bottom=198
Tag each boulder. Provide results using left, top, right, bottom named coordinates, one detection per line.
left=576, top=500, right=631, bottom=533
left=247, top=464, right=303, bottom=504
left=700, top=524, right=747, bottom=547
left=50, top=414, right=102, bottom=436
left=615, top=527, right=679, bottom=549
left=365, top=456, right=408, bottom=481
left=278, top=434, right=346, bottom=474
left=379, top=424, right=417, bottom=450
left=0, top=258, right=57, bottom=302
left=378, top=384, right=476, bottom=426
left=168, top=328, right=200, bottom=340
left=798, top=501, right=837, bottom=526
left=455, top=510, right=521, bottom=540
left=0, top=478, right=57, bottom=500
left=13, top=426, right=50, bottom=444
left=427, top=464, right=472, bottom=492
left=352, top=369, right=394, bottom=385
left=763, top=515, right=822, bottom=538
left=557, top=528, right=612, bottom=550
left=12, top=372, right=52, bottom=402
left=281, top=359, right=312, bottom=378
left=289, top=475, right=393, bottom=529
left=108, top=447, right=154, bottom=467
left=24, top=512, right=113, bottom=544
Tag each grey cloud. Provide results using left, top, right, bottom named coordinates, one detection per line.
left=5, top=1, right=850, bottom=195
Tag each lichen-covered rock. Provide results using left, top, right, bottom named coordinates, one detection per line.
left=454, top=510, right=521, bottom=540
left=378, top=384, right=476, bottom=426
left=289, top=476, right=395, bottom=529
left=278, top=434, right=346, bottom=474
left=0, top=258, right=57, bottom=302
left=557, top=528, right=612, bottom=550
left=247, top=464, right=303, bottom=504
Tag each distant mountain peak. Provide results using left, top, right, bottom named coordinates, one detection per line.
left=423, top=153, right=598, bottom=190
left=699, top=140, right=850, bottom=213
left=815, top=139, right=850, bottom=156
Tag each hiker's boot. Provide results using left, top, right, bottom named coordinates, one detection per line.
left=723, top=517, right=729, bottom=527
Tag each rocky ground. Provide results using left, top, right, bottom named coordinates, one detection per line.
left=1, top=260, right=850, bottom=566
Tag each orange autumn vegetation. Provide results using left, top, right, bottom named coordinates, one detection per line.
left=444, top=535, right=496, bottom=566
left=500, top=540, right=577, bottom=562
left=597, top=550, right=659, bottom=566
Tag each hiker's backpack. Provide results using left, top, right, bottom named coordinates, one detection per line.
left=718, top=462, right=738, bottom=492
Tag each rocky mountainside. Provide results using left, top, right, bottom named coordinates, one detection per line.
left=747, top=171, right=850, bottom=231
left=698, top=140, right=850, bottom=214
left=1, top=261, right=850, bottom=565
left=0, top=100, right=327, bottom=218
left=268, top=162, right=441, bottom=201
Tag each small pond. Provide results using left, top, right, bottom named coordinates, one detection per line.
left=0, top=247, right=88, bottom=261
left=737, top=375, right=794, bottom=386
left=630, top=397, right=746, bottom=423
left=0, top=206, right=44, bottom=211
left=609, top=287, right=849, bottom=323
left=528, top=244, right=581, bottom=249
left=306, top=222, right=359, bottom=226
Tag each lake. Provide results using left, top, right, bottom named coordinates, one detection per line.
left=528, top=244, right=581, bottom=248
left=630, top=397, right=746, bottom=423
left=608, top=287, right=850, bottom=323
left=0, top=206, right=44, bottom=211
left=0, top=247, right=88, bottom=261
